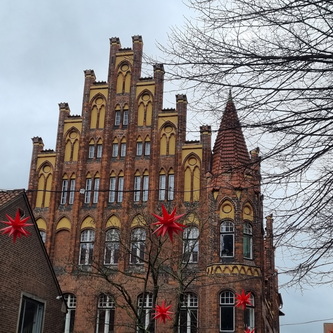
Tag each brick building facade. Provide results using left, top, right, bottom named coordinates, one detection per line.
left=0, top=190, right=65, bottom=333
left=27, top=36, right=282, bottom=333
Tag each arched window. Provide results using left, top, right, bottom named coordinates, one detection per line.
left=96, top=294, right=115, bottom=333
left=79, top=229, right=95, bottom=265
left=243, top=223, right=253, bottom=259
left=84, top=174, right=100, bottom=204
left=130, top=228, right=146, bottom=264
left=61, top=174, right=76, bottom=205
left=244, top=293, right=255, bottom=330
left=112, top=138, right=119, bottom=157
left=64, top=293, right=76, bottom=333
left=220, top=221, right=234, bottom=258
left=133, top=171, right=149, bottom=202
left=137, top=293, right=154, bottom=333
left=179, top=292, right=198, bottom=333
left=220, top=291, right=235, bottom=332
left=104, top=229, right=120, bottom=265
left=183, top=227, right=199, bottom=263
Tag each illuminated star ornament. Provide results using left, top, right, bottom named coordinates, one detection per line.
left=153, top=300, right=173, bottom=323
left=244, top=328, right=255, bottom=333
left=152, top=205, right=186, bottom=242
left=0, top=210, right=33, bottom=242
left=235, top=290, right=252, bottom=310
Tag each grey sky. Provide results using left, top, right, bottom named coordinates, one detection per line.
left=0, top=1, right=332, bottom=332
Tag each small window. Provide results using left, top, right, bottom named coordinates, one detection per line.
left=220, top=291, right=235, bottom=332
left=61, top=179, right=69, bottom=204
left=96, top=294, right=115, bottom=333
left=137, top=293, right=154, bottom=333
left=142, top=175, right=149, bottom=202
left=123, top=110, right=129, bottom=125
left=115, top=111, right=121, bottom=126
left=183, top=227, right=199, bottom=263
left=144, top=141, right=151, bottom=156
left=244, top=293, right=255, bottom=330
left=96, top=144, right=103, bottom=158
left=136, top=142, right=143, bottom=156
left=134, top=176, right=141, bottom=202
left=179, top=293, right=198, bottom=333
left=130, top=228, right=146, bottom=264
left=39, top=230, right=46, bottom=243
left=243, top=223, right=253, bottom=259
left=79, top=229, right=95, bottom=265
left=220, top=221, right=234, bottom=258
left=64, top=294, right=76, bottom=333
left=118, top=177, right=124, bottom=203
left=104, top=229, right=120, bottom=265
left=112, top=144, right=119, bottom=157
left=120, top=143, right=127, bottom=157
left=84, top=178, right=92, bottom=204
left=88, top=145, right=95, bottom=159
left=108, top=177, right=116, bottom=203
left=18, top=296, right=44, bottom=333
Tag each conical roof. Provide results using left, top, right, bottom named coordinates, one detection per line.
left=211, top=94, right=251, bottom=176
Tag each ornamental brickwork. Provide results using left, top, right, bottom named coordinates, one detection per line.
left=27, top=36, right=282, bottom=333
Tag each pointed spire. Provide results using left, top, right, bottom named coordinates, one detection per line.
left=211, top=95, right=251, bottom=177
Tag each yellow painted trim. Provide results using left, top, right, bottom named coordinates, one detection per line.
left=206, top=264, right=261, bottom=277
left=106, top=216, right=121, bottom=228
left=185, top=213, right=199, bottom=225
left=56, top=217, right=71, bottom=230
left=81, top=217, right=96, bottom=229
left=36, top=218, right=47, bottom=230
left=131, top=215, right=146, bottom=227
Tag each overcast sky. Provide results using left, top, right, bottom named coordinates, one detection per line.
left=1, top=1, right=332, bottom=332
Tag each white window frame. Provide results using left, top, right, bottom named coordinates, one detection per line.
left=96, top=294, right=115, bottom=333
left=120, top=143, right=126, bottom=157
left=136, top=142, right=143, bottom=156
left=134, top=176, right=141, bottom=202
left=112, top=143, right=119, bottom=157
left=18, top=295, right=44, bottom=333
left=220, top=221, right=234, bottom=258
left=244, top=294, right=255, bottom=330
left=79, top=229, right=95, bottom=265
left=220, top=291, right=235, bottom=332
left=109, top=177, right=116, bottom=203
left=118, top=177, right=124, bottom=203
left=61, top=179, right=69, bottom=204
left=123, top=110, right=129, bottom=125
left=115, top=111, right=121, bottom=126
left=96, top=144, right=103, bottom=158
left=179, top=293, right=198, bottom=333
left=183, top=227, right=199, bottom=263
left=64, top=294, right=76, bottom=333
left=130, top=228, right=146, bottom=264
left=104, top=229, right=120, bottom=265
left=144, top=141, right=151, bottom=156
left=84, top=178, right=92, bottom=203
left=137, top=293, right=154, bottom=333
left=88, top=145, right=95, bottom=159
left=69, top=179, right=75, bottom=204
left=159, top=175, right=166, bottom=200
left=243, top=222, right=253, bottom=259
left=142, top=175, right=149, bottom=202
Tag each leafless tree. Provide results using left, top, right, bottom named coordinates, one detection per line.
left=157, top=0, right=333, bottom=285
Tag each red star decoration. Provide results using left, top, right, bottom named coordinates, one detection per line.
left=235, top=290, right=252, bottom=310
left=0, top=210, right=33, bottom=242
left=153, top=300, right=173, bottom=323
left=152, top=205, right=186, bottom=242
left=244, top=328, right=255, bottom=333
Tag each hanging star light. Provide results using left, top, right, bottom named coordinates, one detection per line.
left=152, top=205, right=186, bottom=242
left=0, top=209, right=33, bottom=242
left=153, top=300, right=173, bottom=323
left=244, top=328, right=255, bottom=333
left=235, top=290, right=252, bottom=310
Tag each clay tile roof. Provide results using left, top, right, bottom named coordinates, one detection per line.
left=211, top=95, right=250, bottom=175
left=0, top=189, right=25, bottom=207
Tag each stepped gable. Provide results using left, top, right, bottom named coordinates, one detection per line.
left=211, top=94, right=251, bottom=177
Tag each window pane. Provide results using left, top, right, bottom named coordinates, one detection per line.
left=61, top=180, right=68, bottom=204
left=69, top=179, right=75, bottom=204
left=123, top=110, right=129, bottom=125
left=120, top=143, right=126, bottom=157
left=109, top=177, right=116, bottom=203
left=168, top=174, right=175, bottom=201
left=134, top=176, right=141, bottom=202
left=220, top=307, right=234, bottom=331
left=115, top=111, right=121, bottom=126
left=96, top=144, right=103, bottom=158
left=221, top=234, right=234, bottom=257
left=93, top=178, right=100, bottom=203
left=142, top=176, right=149, bottom=202
left=19, top=297, right=44, bottom=333
left=144, top=141, right=151, bottom=156
left=159, top=175, right=166, bottom=200
left=84, top=179, right=92, bottom=203
left=117, top=177, right=124, bottom=202
left=136, top=142, right=143, bottom=156
left=112, top=144, right=118, bottom=157
left=88, top=145, right=95, bottom=158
